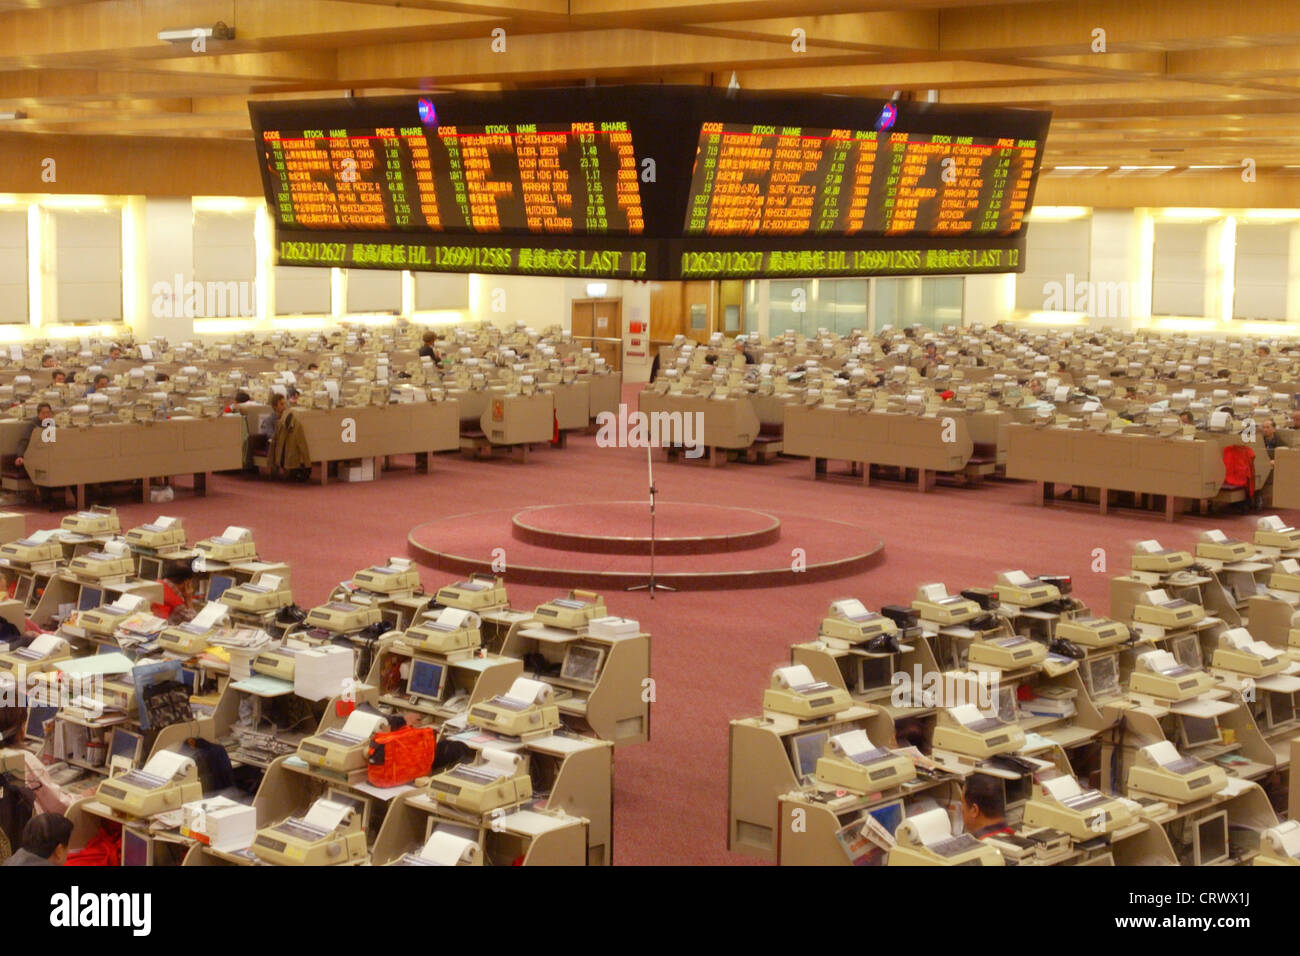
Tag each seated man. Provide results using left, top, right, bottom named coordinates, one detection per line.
left=3, top=814, right=74, bottom=867
left=961, top=773, right=1013, bottom=840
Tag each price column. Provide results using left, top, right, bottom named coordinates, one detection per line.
left=376, top=128, right=411, bottom=228
left=262, top=132, right=296, bottom=226
left=687, top=125, right=722, bottom=233
left=976, top=139, right=1014, bottom=234
left=576, top=125, right=609, bottom=233
left=815, top=131, right=852, bottom=233
left=1004, top=141, right=1037, bottom=233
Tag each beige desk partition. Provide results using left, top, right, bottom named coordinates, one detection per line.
left=1005, top=424, right=1223, bottom=503
left=480, top=391, right=555, bottom=446
left=782, top=405, right=972, bottom=472
left=637, top=391, right=760, bottom=451
left=586, top=372, right=622, bottom=420
left=1272, top=446, right=1300, bottom=510
left=547, top=380, right=591, bottom=431
left=23, top=416, right=242, bottom=502
left=292, top=401, right=460, bottom=463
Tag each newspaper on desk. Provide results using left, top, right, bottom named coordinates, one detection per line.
left=207, top=627, right=273, bottom=650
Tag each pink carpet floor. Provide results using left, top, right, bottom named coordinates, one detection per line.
left=10, top=384, right=1288, bottom=865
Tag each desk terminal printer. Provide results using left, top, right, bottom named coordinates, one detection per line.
left=1023, top=774, right=1136, bottom=839
left=1126, top=741, right=1227, bottom=804
left=435, top=574, right=508, bottom=612
left=813, top=729, right=915, bottom=794
left=195, top=526, right=257, bottom=564
left=468, top=677, right=561, bottom=738
left=96, top=750, right=202, bottom=818
left=762, top=665, right=852, bottom=721
left=887, top=807, right=1004, bottom=866
left=297, top=709, right=389, bottom=782
left=1128, top=649, right=1217, bottom=702
left=818, top=599, right=899, bottom=648
left=430, top=746, right=533, bottom=815
left=125, top=516, right=187, bottom=552
left=932, top=704, right=1027, bottom=760
left=532, top=590, right=607, bottom=630
left=1130, top=540, right=1194, bottom=573
left=405, top=607, right=481, bottom=657
left=911, top=583, right=982, bottom=626
left=251, top=796, right=368, bottom=866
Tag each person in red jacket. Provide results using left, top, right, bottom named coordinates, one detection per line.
left=151, top=567, right=197, bottom=623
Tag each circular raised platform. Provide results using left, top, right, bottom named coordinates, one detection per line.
left=409, top=501, right=884, bottom=590
left=510, top=501, right=782, bottom=555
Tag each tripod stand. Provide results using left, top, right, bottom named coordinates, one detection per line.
left=627, top=446, right=675, bottom=597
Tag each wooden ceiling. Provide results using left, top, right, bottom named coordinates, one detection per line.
left=5, top=0, right=1300, bottom=179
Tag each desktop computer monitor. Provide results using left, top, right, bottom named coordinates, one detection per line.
left=77, top=586, right=103, bottom=612
left=996, top=684, right=1018, bottom=723
left=1193, top=811, right=1229, bottom=866
left=788, top=729, right=829, bottom=783
left=867, top=799, right=904, bottom=836
left=1169, top=634, right=1203, bottom=670
left=560, top=644, right=605, bottom=685
left=1178, top=714, right=1221, bottom=750
left=13, top=576, right=33, bottom=607
left=25, top=705, right=57, bottom=742
left=1084, top=655, right=1120, bottom=699
left=858, top=657, right=893, bottom=694
left=206, top=575, right=235, bottom=603
left=1004, top=774, right=1033, bottom=808
left=326, top=787, right=370, bottom=833
left=407, top=659, right=447, bottom=703
left=1266, top=690, right=1297, bottom=730
left=109, top=728, right=143, bottom=768
left=121, top=828, right=153, bottom=867
left=137, top=556, right=162, bottom=581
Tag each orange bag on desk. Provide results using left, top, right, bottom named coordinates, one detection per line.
left=367, top=726, right=436, bottom=788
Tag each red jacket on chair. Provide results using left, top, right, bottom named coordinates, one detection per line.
left=1223, top=444, right=1256, bottom=497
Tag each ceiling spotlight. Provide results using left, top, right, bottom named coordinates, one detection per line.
left=0, top=111, right=27, bottom=121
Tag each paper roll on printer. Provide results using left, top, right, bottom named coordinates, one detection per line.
left=1256, top=821, right=1300, bottom=866
left=762, top=664, right=852, bottom=720
left=96, top=750, right=202, bottom=818
left=297, top=709, right=389, bottom=780
left=392, top=828, right=482, bottom=867
left=468, top=677, right=560, bottom=738
left=430, top=746, right=532, bottom=815
left=1126, top=741, right=1228, bottom=804
left=814, top=729, right=915, bottom=794
left=887, top=808, right=1004, bottom=867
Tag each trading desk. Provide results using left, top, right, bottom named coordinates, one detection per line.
left=636, top=390, right=761, bottom=466
left=1271, top=447, right=1300, bottom=510
left=782, top=405, right=973, bottom=491
left=22, top=416, right=242, bottom=508
left=1005, top=425, right=1224, bottom=520
left=290, top=402, right=460, bottom=484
